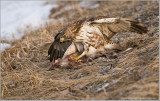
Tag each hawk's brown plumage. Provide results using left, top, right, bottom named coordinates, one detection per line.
left=48, top=16, right=148, bottom=65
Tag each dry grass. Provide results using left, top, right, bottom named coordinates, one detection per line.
left=1, top=1, right=159, bottom=100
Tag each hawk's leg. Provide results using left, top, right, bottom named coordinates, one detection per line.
left=104, top=43, right=126, bottom=51
left=58, top=43, right=77, bottom=67
left=63, top=43, right=77, bottom=58
left=69, top=51, right=86, bottom=62
left=104, top=43, right=133, bottom=53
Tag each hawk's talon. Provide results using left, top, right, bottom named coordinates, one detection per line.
left=74, top=57, right=80, bottom=62
left=69, top=56, right=74, bottom=60
left=69, top=56, right=79, bottom=62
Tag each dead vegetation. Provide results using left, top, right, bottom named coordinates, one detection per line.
left=1, top=1, right=159, bottom=100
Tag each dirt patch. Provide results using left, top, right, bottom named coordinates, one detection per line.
left=1, top=1, right=159, bottom=100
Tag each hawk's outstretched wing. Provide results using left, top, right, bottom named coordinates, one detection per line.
left=89, top=17, right=148, bottom=39
left=48, top=32, right=72, bottom=62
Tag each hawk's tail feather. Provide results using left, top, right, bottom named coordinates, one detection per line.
left=130, top=22, right=148, bottom=34
left=124, top=19, right=148, bottom=34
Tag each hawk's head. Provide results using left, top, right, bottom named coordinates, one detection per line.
left=59, top=33, right=72, bottom=43
left=54, top=28, right=69, bottom=42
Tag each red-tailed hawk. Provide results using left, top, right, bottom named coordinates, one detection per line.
left=48, top=16, right=148, bottom=70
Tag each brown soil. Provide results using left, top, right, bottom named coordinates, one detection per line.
left=1, top=1, right=159, bottom=100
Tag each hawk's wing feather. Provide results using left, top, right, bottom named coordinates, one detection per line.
left=48, top=40, right=72, bottom=62
left=90, top=18, right=148, bottom=38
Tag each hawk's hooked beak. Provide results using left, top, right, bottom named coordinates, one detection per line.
left=60, top=37, right=65, bottom=42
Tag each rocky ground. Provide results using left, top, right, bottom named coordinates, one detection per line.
left=1, top=1, right=159, bottom=100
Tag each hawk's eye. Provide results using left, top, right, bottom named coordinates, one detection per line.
left=90, top=18, right=95, bottom=21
